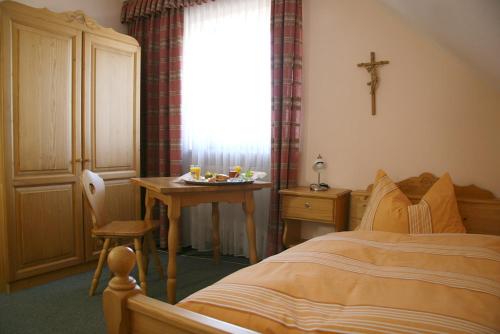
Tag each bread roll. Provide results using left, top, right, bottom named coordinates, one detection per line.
left=215, top=174, right=229, bottom=182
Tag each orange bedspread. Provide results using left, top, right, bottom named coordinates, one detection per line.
left=178, top=231, right=500, bottom=333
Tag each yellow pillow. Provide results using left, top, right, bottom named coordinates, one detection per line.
left=358, top=170, right=466, bottom=234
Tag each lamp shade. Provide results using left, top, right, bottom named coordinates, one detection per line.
left=310, top=154, right=328, bottom=191
left=312, top=154, right=326, bottom=171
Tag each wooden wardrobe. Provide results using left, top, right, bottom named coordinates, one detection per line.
left=0, top=1, right=141, bottom=292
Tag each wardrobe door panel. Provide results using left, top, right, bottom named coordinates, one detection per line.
left=94, top=48, right=135, bottom=170
left=11, top=21, right=80, bottom=178
left=15, top=27, right=71, bottom=174
left=83, top=33, right=140, bottom=178
left=14, top=185, right=82, bottom=279
left=3, top=13, right=84, bottom=280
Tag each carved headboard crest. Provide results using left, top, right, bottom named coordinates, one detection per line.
left=365, top=172, right=495, bottom=200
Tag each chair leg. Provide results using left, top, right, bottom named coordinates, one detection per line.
left=89, top=238, right=111, bottom=296
left=134, top=237, right=147, bottom=295
left=147, top=232, right=164, bottom=280
left=143, top=235, right=150, bottom=275
left=108, top=239, right=119, bottom=280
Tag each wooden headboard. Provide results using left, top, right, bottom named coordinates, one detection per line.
left=349, top=173, right=500, bottom=235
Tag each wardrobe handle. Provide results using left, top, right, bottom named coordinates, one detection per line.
left=81, top=158, right=91, bottom=169
left=304, top=202, right=311, bottom=209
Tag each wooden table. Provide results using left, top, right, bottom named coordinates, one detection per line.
left=131, top=177, right=272, bottom=304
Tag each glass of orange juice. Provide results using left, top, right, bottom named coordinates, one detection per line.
left=229, top=165, right=242, bottom=178
left=190, top=164, right=201, bottom=180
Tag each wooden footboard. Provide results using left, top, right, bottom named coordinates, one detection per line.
left=103, top=246, right=257, bottom=334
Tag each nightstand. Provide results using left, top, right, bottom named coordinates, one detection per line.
left=280, top=187, right=351, bottom=248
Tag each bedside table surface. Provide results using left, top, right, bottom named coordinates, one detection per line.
left=279, top=187, right=351, bottom=198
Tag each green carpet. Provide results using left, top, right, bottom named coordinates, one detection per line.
left=0, top=251, right=247, bottom=334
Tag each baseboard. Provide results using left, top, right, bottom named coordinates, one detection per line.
left=4, top=260, right=97, bottom=293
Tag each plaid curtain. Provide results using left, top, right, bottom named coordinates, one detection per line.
left=266, top=0, right=302, bottom=256
left=122, top=2, right=187, bottom=247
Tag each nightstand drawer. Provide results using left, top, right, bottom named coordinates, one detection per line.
left=282, top=196, right=334, bottom=222
left=279, top=187, right=350, bottom=248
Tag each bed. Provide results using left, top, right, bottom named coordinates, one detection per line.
left=102, top=173, right=500, bottom=334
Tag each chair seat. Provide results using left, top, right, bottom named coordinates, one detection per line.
left=92, top=220, right=159, bottom=237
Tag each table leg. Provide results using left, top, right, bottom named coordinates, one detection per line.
left=166, top=197, right=180, bottom=304
left=211, top=202, right=221, bottom=264
left=134, top=237, right=147, bottom=295
left=144, top=189, right=155, bottom=221
left=143, top=190, right=156, bottom=274
left=147, top=232, right=164, bottom=279
left=243, top=192, right=258, bottom=264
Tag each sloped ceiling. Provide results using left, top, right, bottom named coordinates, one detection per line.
left=379, top=0, right=500, bottom=89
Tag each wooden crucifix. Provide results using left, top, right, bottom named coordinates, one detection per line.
left=357, top=52, right=389, bottom=115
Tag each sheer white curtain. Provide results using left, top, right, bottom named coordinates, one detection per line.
left=181, top=0, right=271, bottom=258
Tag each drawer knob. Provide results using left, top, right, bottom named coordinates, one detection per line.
left=304, top=202, right=311, bottom=208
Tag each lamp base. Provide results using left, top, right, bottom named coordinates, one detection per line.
left=310, top=183, right=329, bottom=191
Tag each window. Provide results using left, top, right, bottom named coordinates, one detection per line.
left=180, top=0, right=271, bottom=257
left=182, top=0, right=271, bottom=169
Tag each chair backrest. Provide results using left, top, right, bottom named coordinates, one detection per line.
left=81, top=169, right=107, bottom=228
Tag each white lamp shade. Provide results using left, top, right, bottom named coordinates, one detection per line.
left=312, top=155, right=326, bottom=171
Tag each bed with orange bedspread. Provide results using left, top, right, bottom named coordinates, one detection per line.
left=102, top=173, right=500, bottom=334
left=178, top=230, right=500, bottom=333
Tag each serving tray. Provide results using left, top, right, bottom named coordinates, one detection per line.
left=184, top=179, right=254, bottom=186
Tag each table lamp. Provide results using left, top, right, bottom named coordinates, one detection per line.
left=310, top=154, right=329, bottom=191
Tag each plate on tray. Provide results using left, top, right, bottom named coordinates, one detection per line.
left=184, top=179, right=254, bottom=186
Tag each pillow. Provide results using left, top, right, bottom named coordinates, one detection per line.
left=357, top=170, right=466, bottom=234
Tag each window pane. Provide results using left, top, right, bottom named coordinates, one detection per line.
left=182, top=0, right=271, bottom=160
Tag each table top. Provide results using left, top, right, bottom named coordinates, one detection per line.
left=279, top=186, right=351, bottom=198
left=131, top=177, right=272, bottom=194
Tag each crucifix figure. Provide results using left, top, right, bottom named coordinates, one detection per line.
left=357, top=52, right=389, bottom=115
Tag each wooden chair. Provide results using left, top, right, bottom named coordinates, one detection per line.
left=81, top=169, right=164, bottom=296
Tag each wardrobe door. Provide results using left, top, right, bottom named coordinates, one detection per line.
left=1, top=12, right=84, bottom=279
left=83, top=33, right=141, bottom=260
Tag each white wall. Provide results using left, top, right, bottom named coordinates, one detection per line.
left=380, top=0, right=500, bottom=89
left=5, top=0, right=126, bottom=33
left=300, top=0, right=500, bottom=200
